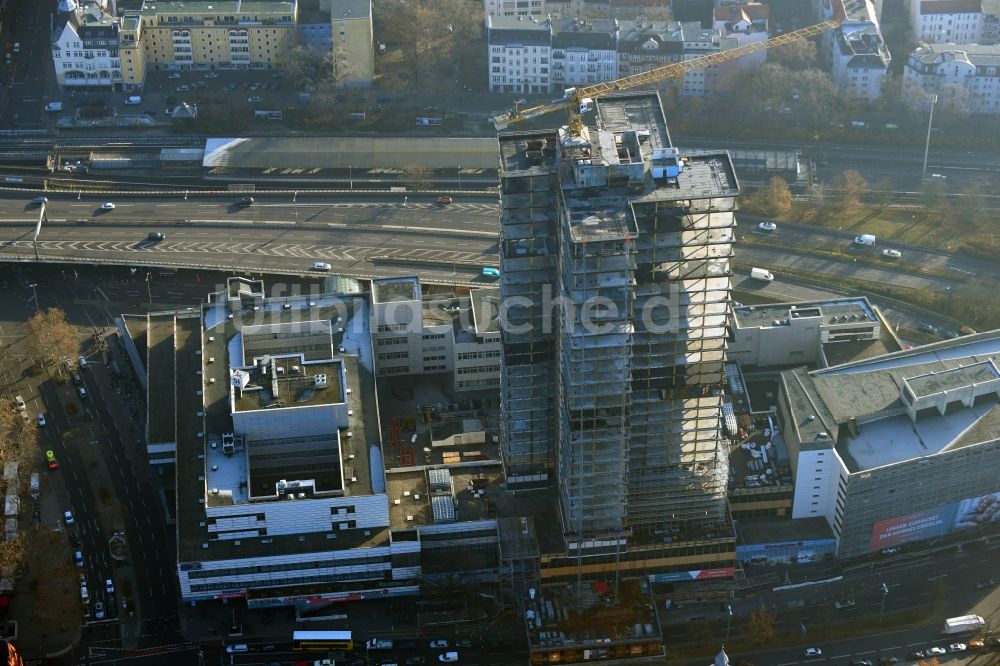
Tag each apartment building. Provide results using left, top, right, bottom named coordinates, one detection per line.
left=498, top=92, right=738, bottom=576
left=910, top=0, right=985, bottom=44
left=712, top=2, right=769, bottom=73
left=550, top=18, right=618, bottom=87
left=329, top=0, right=374, bottom=87
left=487, top=15, right=554, bottom=93
left=52, top=0, right=122, bottom=91
left=617, top=20, right=731, bottom=96
left=832, top=22, right=891, bottom=101
left=119, top=0, right=297, bottom=90
left=484, top=0, right=547, bottom=21
left=370, top=278, right=502, bottom=393
left=904, top=43, right=1000, bottom=113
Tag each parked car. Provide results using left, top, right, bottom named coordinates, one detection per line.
left=226, top=644, right=249, bottom=654
left=948, top=643, right=966, bottom=653
left=758, top=221, right=777, bottom=232
left=79, top=356, right=88, bottom=368
left=918, top=323, right=939, bottom=335
left=94, top=601, right=105, bottom=619
left=429, top=640, right=449, bottom=649
left=850, top=660, right=872, bottom=666
left=204, top=72, right=219, bottom=79
left=14, top=395, right=25, bottom=412
left=64, top=510, right=74, bottom=525
left=881, top=248, right=902, bottom=259
left=926, top=647, right=946, bottom=656
left=405, top=658, right=426, bottom=666
left=968, top=638, right=984, bottom=649
left=834, top=598, right=856, bottom=610
left=455, top=640, right=472, bottom=648
left=247, top=96, right=263, bottom=104
left=46, top=450, right=58, bottom=470
left=906, top=651, right=925, bottom=660
left=878, top=657, right=898, bottom=665
left=438, top=654, right=459, bottom=664
left=78, top=386, right=88, bottom=398
left=37, top=413, right=46, bottom=427
left=74, top=550, right=84, bottom=567
left=105, top=579, right=114, bottom=595
left=72, top=372, right=82, bottom=386
left=168, top=72, right=182, bottom=79
left=975, top=578, right=995, bottom=589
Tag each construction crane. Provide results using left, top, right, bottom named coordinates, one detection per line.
left=491, top=0, right=850, bottom=130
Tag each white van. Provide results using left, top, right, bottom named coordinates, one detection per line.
left=750, top=267, right=774, bottom=282
left=854, top=234, right=876, bottom=246
left=124, top=95, right=142, bottom=105
left=44, top=102, right=63, bottom=112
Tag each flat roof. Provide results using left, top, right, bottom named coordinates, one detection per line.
left=373, top=277, right=420, bottom=304
left=146, top=314, right=177, bottom=444
left=470, top=288, right=501, bottom=335
left=140, top=0, right=294, bottom=16
left=782, top=330, right=1000, bottom=470
left=233, top=359, right=344, bottom=412
left=733, top=298, right=876, bottom=329
left=331, top=0, right=371, bottom=20
left=173, top=285, right=384, bottom=562
left=738, top=516, right=834, bottom=546
left=203, top=137, right=500, bottom=171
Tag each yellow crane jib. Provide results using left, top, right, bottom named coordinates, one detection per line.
left=491, top=0, right=848, bottom=130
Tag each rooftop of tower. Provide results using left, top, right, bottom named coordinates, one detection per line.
left=498, top=92, right=739, bottom=241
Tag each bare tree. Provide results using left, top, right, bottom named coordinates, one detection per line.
left=767, top=35, right=818, bottom=71
left=745, top=176, right=792, bottom=217
left=26, top=308, right=78, bottom=372
left=832, top=169, right=869, bottom=210
left=0, top=346, right=20, bottom=398
left=746, top=609, right=776, bottom=645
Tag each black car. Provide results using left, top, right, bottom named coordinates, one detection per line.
left=397, top=641, right=417, bottom=650
left=147, top=232, right=165, bottom=241
left=907, top=652, right=924, bottom=661
left=237, top=196, right=254, bottom=206
left=260, top=645, right=276, bottom=652
left=404, top=658, right=425, bottom=666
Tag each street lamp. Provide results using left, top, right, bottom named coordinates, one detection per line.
left=879, top=582, right=889, bottom=623
left=28, top=283, right=39, bottom=314
left=921, top=93, right=938, bottom=182
left=724, top=604, right=733, bottom=644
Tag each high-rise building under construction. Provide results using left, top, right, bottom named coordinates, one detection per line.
left=498, top=92, right=739, bottom=567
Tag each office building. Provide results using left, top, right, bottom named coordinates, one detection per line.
left=498, top=92, right=738, bottom=575
left=370, top=277, right=502, bottom=393
left=779, top=331, right=1000, bottom=558
left=903, top=43, right=1000, bottom=114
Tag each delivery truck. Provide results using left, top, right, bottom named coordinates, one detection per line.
left=942, top=614, right=985, bottom=635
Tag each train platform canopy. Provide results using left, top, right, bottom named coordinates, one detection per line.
left=202, top=137, right=499, bottom=171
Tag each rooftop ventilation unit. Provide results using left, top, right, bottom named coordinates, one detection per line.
left=314, top=374, right=327, bottom=388
left=222, top=433, right=235, bottom=455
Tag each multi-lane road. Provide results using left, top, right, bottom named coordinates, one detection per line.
left=0, top=194, right=501, bottom=284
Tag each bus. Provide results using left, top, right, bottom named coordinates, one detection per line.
left=292, top=630, right=354, bottom=651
